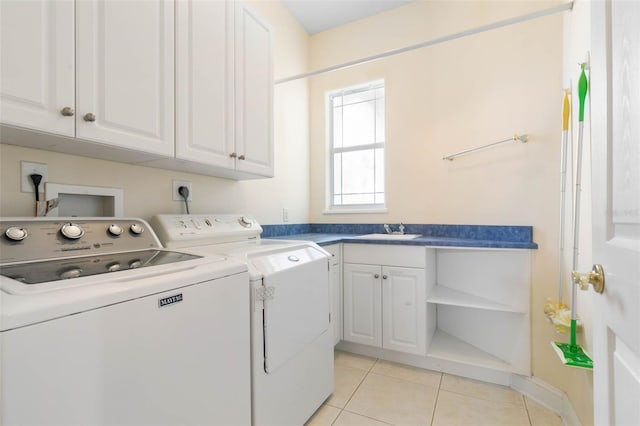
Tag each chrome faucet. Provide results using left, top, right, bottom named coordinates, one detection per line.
left=384, top=223, right=405, bottom=235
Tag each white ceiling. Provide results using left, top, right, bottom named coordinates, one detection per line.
left=282, top=0, right=414, bottom=35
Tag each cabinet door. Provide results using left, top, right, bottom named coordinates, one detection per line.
left=382, top=266, right=427, bottom=355
left=234, top=2, right=273, bottom=177
left=175, top=0, right=235, bottom=168
left=343, top=264, right=382, bottom=347
left=76, top=0, right=174, bottom=156
left=0, top=0, right=74, bottom=136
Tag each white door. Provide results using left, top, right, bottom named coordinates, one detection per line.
left=0, top=0, right=75, bottom=136
left=591, top=1, right=640, bottom=424
left=75, top=0, right=174, bottom=156
left=175, top=0, right=235, bottom=168
left=382, top=266, right=427, bottom=355
left=343, top=263, right=382, bottom=347
left=234, top=2, right=274, bottom=177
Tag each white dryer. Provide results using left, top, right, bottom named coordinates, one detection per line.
left=152, top=214, right=334, bottom=426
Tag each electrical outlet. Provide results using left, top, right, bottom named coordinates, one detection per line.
left=21, top=161, right=48, bottom=193
left=283, top=208, right=289, bottom=223
left=172, top=180, right=192, bottom=201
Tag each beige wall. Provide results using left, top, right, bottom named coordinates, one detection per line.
left=0, top=0, right=310, bottom=225
left=307, top=0, right=581, bottom=418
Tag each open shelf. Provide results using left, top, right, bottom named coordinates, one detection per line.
left=427, top=329, right=513, bottom=372
left=426, top=285, right=525, bottom=313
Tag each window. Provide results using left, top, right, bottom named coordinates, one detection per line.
left=328, top=80, right=385, bottom=211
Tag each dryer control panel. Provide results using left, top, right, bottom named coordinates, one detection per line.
left=151, top=214, right=262, bottom=249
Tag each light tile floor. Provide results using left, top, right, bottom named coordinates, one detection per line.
left=306, top=351, right=564, bottom=426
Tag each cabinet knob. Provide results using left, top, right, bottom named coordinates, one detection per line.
left=229, top=152, right=237, bottom=158
left=60, top=106, right=75, bottom=117
left=374, top=274, right=380, bottom=279
left=238, top=154, right=246, bottom=160
left=83, top=113, right=96, bottom=122
left=382, top=275, right=388, bottom=279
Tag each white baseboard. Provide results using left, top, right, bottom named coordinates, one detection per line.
left=508, top=375, right=582, bottom=426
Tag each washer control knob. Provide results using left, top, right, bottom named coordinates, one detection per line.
left=239, top=216, right=252, bottom=228
left=108, top=224, right=123, bottom=236
left=5, top=227, right=28, bottom=241
left=59, top=267, right=82, bottom=279
left=60, top=223, right=85, bottom=239
left=106, top=262, right=121, bottom=272
left=129, top=259, right=142, bottom=269
left=130, top=223, right=144, bottom=235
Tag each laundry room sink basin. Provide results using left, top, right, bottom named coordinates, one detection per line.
left=353, top=234, right=422, bottom=241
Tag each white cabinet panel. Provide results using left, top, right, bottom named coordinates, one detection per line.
left=175, top=0, right=234, bottom=168
left=325, top=244, right=343, bottom=345
left=170, top=0, right=273, bottom=178
left=343, top=264, right=382, bottom=347
left=382, top=266, right=427, bottom=355
left=75, top=0, right=174, bottom=156
left=234, top=1, right=273, bottom=177
left=0, top=0, right=74, bottom=136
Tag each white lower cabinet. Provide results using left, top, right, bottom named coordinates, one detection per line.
left=343, top=245, right=427, bottom=356
left=339, top=243, right=532, bottom=378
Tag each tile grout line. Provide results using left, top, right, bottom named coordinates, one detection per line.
left=523, top=395, right=534, bottom=426
left=429, top=372, right=445, bottom=426
left=330, top=356, right=380, bottom=425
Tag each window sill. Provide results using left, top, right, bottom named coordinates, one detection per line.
left=322, top=207, right=388, bottom=215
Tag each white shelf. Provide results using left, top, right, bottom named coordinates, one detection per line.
left=426, top=285, right=525, bottom=313
left=428, top=329, right=513, bottom=372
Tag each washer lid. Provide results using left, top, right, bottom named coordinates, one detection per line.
left=0, top=249, right=201, bottom=285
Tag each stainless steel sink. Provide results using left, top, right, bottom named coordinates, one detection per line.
left=353, top=233, right=421, bottom=241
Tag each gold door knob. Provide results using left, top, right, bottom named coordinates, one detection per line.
left=60, top=106, right=75, bottom=116
left=572, top=264, right=605, bottom=294
left=238, top=154, right=246, bottom=160
left=83, top=113, right=96, bottom=122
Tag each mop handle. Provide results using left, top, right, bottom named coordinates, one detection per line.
left=571, top=64, right=588, bottom=335
left=558, top=90, right=570, bottom=302
left=572, top=65, right=588, bottom=272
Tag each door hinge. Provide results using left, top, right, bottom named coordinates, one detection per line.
left=255, top=286, right=275, bottom=301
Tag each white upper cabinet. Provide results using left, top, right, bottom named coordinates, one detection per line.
left=0, top=0, right=75, bottom=136
left=175, top=0, right=234, bottom=169
left=2, top=0, right=272, bottom=178
left=175, top=0, right=273, bottom=178
left=234, top=2, right=273, bottom=177
left=75, top=0, right=174, bottom=156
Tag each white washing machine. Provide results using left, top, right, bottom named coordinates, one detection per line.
left=152, top=214, right=334, bottom=426
left=0, top=217, right=251, bottom=426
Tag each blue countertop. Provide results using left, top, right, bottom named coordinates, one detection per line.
left=261, top=224, right=538, bottom=250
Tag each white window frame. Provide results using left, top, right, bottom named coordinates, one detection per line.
left=324, top=80, right=387, bottom=214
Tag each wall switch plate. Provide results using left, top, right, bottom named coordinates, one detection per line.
left=283, top=208, right=289, bottom=223
left=172, top=180, right=192, bottom=201
left=21, top=161, right=48, bottom=193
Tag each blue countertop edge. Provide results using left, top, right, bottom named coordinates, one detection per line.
left=262, top=224, right=538, bottom=250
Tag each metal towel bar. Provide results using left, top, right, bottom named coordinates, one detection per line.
left=442, top=134, right=529, bottom=161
